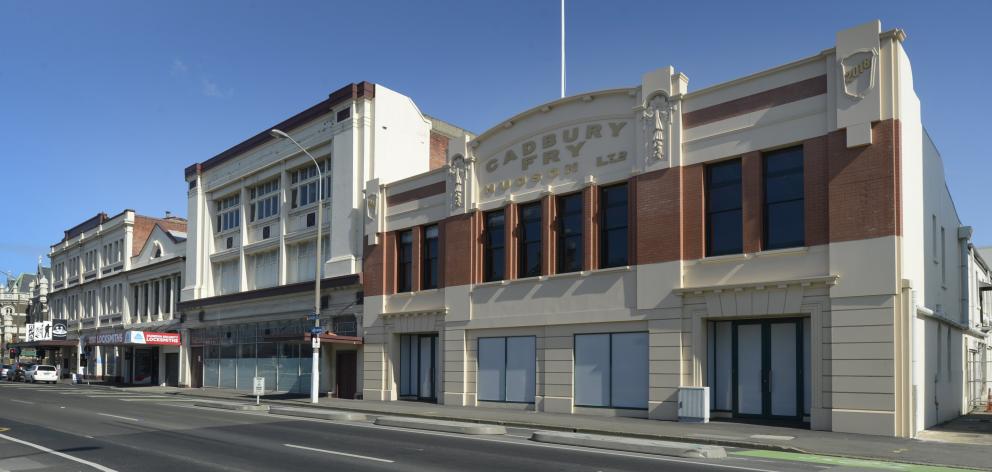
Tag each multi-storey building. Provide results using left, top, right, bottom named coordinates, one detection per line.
left=48, top=210, right=187, bottom=384
left=179, top=82, right=471, bottom=397
left=1, top=272, right=33, bottom=362
left=361, top=21, right=991, bottom=437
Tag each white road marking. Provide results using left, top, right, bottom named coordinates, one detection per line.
left=284, top=443, right=395, bottom=463
left=749, top=434, right=794, bottom=441
left=85, top=395, right=158, bottom=398
left=118, top=398, right=199, bottom=402
left=96, top=413, right=140, bottom=422
left=0, top=432, right=118, bottom=472
left=10, top=399, right=34, bottom=405
left=205, top=406, right=780, bottom=472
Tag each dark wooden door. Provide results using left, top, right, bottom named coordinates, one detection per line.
left=190, top=347, right=203, bottom=388
left=165, top=353, right=180, bottom=387
left=335, top=351, right=357, bottom=399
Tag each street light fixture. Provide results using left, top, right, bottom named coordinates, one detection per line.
left=270, top=128, right=324, bottom=404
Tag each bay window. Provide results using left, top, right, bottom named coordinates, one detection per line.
left=216, top=194, right=241, bottom=233
left=290, top=159, right=331, bottom=209
left=250, top=179, right=280, bottom=222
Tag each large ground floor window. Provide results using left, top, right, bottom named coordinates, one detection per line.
left=477, top=336, right=536, bottom=403
left=574, top=332, right=648, bottom=409
left=399, top=334, right=437, bottom=400
left=202, top=341, right=310, bottom=394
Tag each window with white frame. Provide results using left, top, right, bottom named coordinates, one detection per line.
left=85, top=249, right=98, bottom=272
left=250, top=251, right=278, bottom=290
left=54, top=262, right=64, bottom=282
left=289, top=237, right=329, bottom=283
left=68, top=256, right=79, bottom=278
left=215, top=259, right=240, bottom=295
left=216, top=194, right=241, bottom=233
left=290, top=159, right=331, bottom=209
left=250, top=179, right=280, bottom=222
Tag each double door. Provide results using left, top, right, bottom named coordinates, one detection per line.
left=400, top=334, right=437, bottom=402
left=733, top=319, right=804, bottom=420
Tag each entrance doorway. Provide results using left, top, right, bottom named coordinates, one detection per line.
left=399, top=334, right=437, bottom=401
left=708, top=318, right=810, bottom=422
left=132, top=348, right=159, bottom=385
left=335, top=351, right=357, bottom=399
left=165, top=353, right=180, bottom=387
left=190, top=347, right=203, bottom=388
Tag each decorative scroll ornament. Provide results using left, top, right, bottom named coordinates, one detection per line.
left=449, top=154, right=467, bottom=210
left=366, top=192, right=378, bottom=220
left=642, top=94, right=673, bottom=162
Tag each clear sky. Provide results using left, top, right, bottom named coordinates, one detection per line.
left=1, top=0, right=990, bottom=278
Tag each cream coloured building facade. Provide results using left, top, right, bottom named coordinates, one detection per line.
left=360, top=21, right=991, bottom=437
left=179, top=82, right=472, bottom=397
left=48, top=210, right=187, bottom=384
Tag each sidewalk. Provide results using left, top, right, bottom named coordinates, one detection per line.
left=103, top=384, right=992, bottom=470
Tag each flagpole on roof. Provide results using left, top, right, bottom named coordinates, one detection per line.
left=560, top=0, right=565, bottom=98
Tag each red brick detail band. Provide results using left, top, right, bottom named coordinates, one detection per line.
left=683, top=75, right=827, bottom=129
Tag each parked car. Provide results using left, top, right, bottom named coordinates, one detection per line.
left=25, top=365, right=57, bottom=384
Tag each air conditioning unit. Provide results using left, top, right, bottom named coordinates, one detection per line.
left=678, top=386, right=710, bottom=423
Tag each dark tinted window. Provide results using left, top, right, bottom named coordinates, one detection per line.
left=422, top=225, right=439, bottom=290
left=518, top=202, right=543, bottom=278
left=764, top=147, right=804, bottom=250
left=557, top=193, right=583, bottom=273
left=397, top=230, right=413, bottom=292
left=484, top=211, right=505, bottom=282
left=706, top=160, right=742, bottom=256
left=600, top=184, right=628, bottom=268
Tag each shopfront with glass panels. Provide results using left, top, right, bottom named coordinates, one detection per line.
left=191, top=320, right=312, bottom=394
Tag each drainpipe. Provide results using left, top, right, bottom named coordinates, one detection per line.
left=959, top=226, right=974, bottom=327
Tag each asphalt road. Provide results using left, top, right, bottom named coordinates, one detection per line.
left=0, top=381, right=908, bottom=472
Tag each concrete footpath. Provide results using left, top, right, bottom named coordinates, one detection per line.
left=95, top=384, right=992, bottom=470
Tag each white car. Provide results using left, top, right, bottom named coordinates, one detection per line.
left=25, top=365, right=58, bottom=384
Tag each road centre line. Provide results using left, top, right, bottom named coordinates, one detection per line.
left=10, top=399, right=34, bottom=404
left=284, top=443, right=395, bottom=463
left=97, top=413, right=140, bottom=422
left=0, top=432, right=118, bottom=472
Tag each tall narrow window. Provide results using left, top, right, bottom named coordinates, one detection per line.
left=763, top=147, right=805, bottom=250
left=706, top=159, right=743, bottom=256
left=932, top=215, right=938, bottom=263
left=484, top=210, right=505, bottom=282
left=249, top=179, right=280, bottom=222
left=557, top=193, right=583, bottom=273
left=215, top=194, right=240, bottom=233
left=600, top=184, right=629, bottom=268
left=422, top=225, right=439, bottom=290
left=941, top=226, right=946, bottom=286
left=397, top=230, right=413, bottom=292
left=518, top=202, right=542, bottom=278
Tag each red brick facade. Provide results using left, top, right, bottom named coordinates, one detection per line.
left=133, top=216, right=187, bottom=257
left=363, top=119, right=903, bottom=293
left=429, top=132, right=448, bottom=171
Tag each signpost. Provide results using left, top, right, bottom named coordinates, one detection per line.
left=253, top=376, right=264, bottom=406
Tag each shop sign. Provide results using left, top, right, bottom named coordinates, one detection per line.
left=128, top=331, right=181, bottom=346
left=40, top=321, right=52, bottom=341
left=90, top=332, right=125, bottom=345
left=479, top=119, right=634, bottom=198
left=21, top=348, right=37, bottom=358
left=52, top=319, right=68, bottom=340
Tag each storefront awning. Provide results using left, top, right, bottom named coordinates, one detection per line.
left=86, top=331, right=181, bottom=346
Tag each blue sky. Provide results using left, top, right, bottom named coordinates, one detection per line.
left=1, top=1, right=990, bottom=278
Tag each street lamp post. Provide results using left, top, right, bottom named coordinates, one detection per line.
left=270, top=128, right=324, bottom=404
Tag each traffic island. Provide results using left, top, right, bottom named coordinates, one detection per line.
left=531, top=431, right=727, bottom=459
left=373, top=416, right=506, bottom=435
left=196, top=401, right=270, bottom=412
left=269, top=406, right=368, bottom=422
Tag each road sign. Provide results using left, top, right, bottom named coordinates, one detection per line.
left=309, top=326, right=324, bottom=335
left=253, top=377, right=265, bottom=396
left=306, top=313, right=319, bottom=321
left=312, top=336, right=321, bottom=349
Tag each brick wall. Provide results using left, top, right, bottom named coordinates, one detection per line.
left=804, top=135, right=830, bottom=246
left=682, top=164, right=706, bottom=261
left=634, top=167, right=681, bottom=264
left=742, top=152, right=763, bottom=253
left=429, top=132, right=448, bottom=171
left=827, top=119, right=900, bottom=242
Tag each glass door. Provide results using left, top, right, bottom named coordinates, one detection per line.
left=733, top=319, right=803, bottom=420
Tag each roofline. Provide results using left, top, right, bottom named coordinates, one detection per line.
left=470, top=28, right=905, bottom=148
left=184, top=81, right=375, bottom=180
